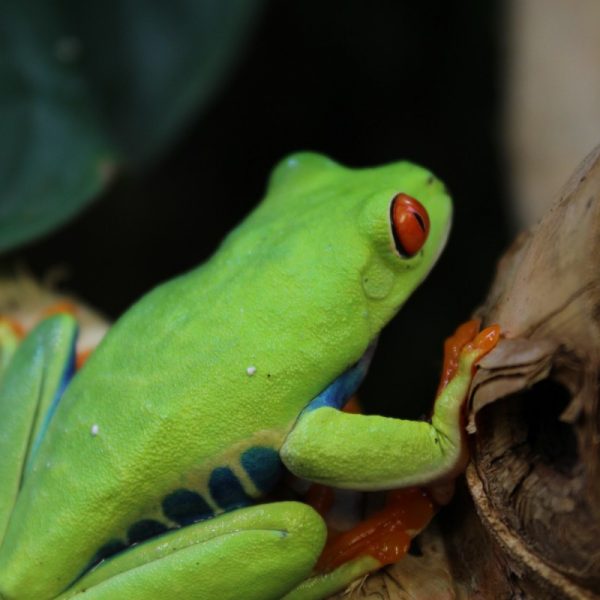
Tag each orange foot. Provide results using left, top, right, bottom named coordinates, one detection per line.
left=0, top=316, right=26, bottom=339
left=315, top=487, right=435, bottom=573
left=437, top=319, right=500, bottom=395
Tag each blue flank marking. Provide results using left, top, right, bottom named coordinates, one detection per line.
left=303, top=341, right=377, bottom=413
left=127, top=519, right=169, bottom=544
left=162, top=489, right=214, bottom=525
left=27, top=325, right=78, bottom=466
left=209, top=467, right=253, bottom=511
left=240, top=447, right=283, bottom=493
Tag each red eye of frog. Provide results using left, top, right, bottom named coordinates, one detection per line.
left=390, top=193, right=430, bottom=257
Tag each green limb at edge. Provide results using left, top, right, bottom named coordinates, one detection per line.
left=282, top=555, right=380, bottom=600
left=0, top=314, right=77, bottom=547
left=57, top=502, right=327, bottom=600
left=281, top=343, right=481, bottom=491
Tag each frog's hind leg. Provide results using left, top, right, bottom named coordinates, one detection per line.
left=0, top=314, right=77, bottom=545
left=282, top=487, right=436, bottom=600
left=0, top=317, right=25, bottom=378
left=58, top=501, right=327, bottom=600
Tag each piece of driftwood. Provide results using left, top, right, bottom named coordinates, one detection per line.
left=333, top=147, right=600, bottom=599
left=452, top=144, right=600, bottom=598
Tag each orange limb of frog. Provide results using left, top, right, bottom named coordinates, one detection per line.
left=76, top=348, right=93, bottom=370
left=43, top=300, right=78, bottom=317
left=0, top=316, right=26, bottom=339
left=341, top=395, right=362, bottom=414
left=436, top=319, right=500, bottom=395
left=315, top=487, right=435, bottom=573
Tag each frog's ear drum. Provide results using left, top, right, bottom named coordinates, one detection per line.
left=390, top=193, right=430, bottom=258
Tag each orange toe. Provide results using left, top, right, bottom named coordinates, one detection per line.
left=466, top=324, right=500, bottom=359
left=43, top=300, right=77, bottom=318
left=315, top=488, right=435, bottom=573
left=437, top=319, right=480, bottom=394
left=0, top=316, right=26, bottom=339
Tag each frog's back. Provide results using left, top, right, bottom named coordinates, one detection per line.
left=0, top=256, right=349, bottom=598
left=0, top=202, right=372, bottom=598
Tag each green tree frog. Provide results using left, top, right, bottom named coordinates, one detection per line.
left=0, top=153, right=498, bottom=599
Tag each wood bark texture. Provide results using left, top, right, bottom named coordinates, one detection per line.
left=455, top=144, right=600, bottom=599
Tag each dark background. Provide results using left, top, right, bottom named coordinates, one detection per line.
left=11, top=1, right=509, bottom=416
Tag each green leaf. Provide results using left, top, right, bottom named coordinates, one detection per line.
left=0, top=1, right=118, bottom=254
left=0, top=0, right=263, bottom=253
left=63, top=0, right=264, bottom=162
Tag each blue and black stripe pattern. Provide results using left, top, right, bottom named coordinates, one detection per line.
left=88, top=445, right=283, bottom=568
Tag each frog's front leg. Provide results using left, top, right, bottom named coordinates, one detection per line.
left=278, top=323, right=499, bottom=599
left=281, top=323, right=499, bottom=490
left=57, top=502, right=326, bottom=600
left=0, top=314, right=77, bottom=544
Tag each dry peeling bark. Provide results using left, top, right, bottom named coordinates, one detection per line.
left=450, top=145, right=600, bottom=598
left=333, top=147, right=600, bottom=599
left=446, top=147, right=600, bottom=599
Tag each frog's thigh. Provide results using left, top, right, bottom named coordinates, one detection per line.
left=0, top=314, right=76, bottom=544
left=60, top=501, right=326, bottom=600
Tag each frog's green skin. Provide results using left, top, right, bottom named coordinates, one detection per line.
left=0, top=153, right=475, bottom=600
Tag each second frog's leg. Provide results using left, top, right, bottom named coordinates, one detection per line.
left=283, top=488, right=435, bottom=600
left=0, top=314, right=77, bottom=545
left=57, top=502, right=327, bottom=600
left=0, top=317, right=24, bottom=378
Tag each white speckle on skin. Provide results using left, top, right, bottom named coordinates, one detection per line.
left=246, top=366, right=257, bottom=376
left=90, top=424, right=100, bottom=436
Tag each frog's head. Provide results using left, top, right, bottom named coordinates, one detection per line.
left=259, top=152, right=452, bottom=341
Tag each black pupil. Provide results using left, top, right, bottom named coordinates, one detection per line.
left=412, top=210, right=426, bottom=232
